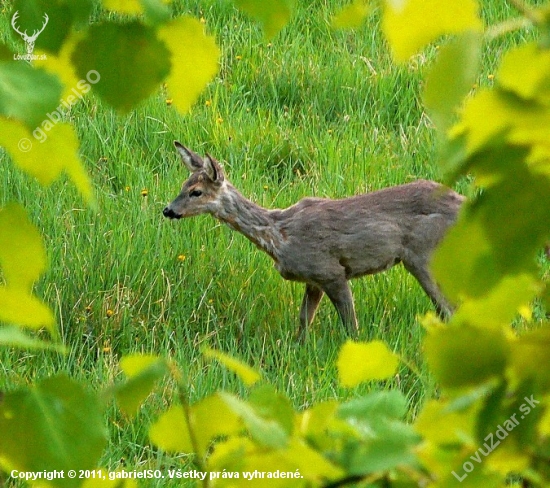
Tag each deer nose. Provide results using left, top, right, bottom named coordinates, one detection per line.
left=163, top=206, right=178, bottom=219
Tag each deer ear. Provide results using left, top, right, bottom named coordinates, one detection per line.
left=204, top=154, right=224, bottom=183
left=174, top=141, right=203, bottom=173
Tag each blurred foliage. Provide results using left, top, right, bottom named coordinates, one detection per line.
left=1, top=0, right=550, bottom=486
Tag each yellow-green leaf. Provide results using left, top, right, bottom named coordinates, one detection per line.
left=0, top=203, right=46, bottom=290
left=149, top=405, right=193, bottom=453
left=414, top=399, right=478, bottom=445
left=424, top=32, right=481, bottom=133
left=203, top=348, right=261, bottom=386
left=382, top=0, right=482, bottom=62
left=192, top=394, right=242, bottom=456
left=115, top=355, right=168, bottom=416
left=453, top=273, right=540, bottom=328
left=149, top=394, right=241, bottom=456
left=220, top=392, right=288, bottom=448
left=282, top=437, right=344, bottom=481
left=452, top=87, right=550, bottom=165
left=509, top=327, right=550, bottom=392
left=0, top=326, right=63, bottom=351
left=120, top=354, right=162, bottom=378
left=157, top=17, right=220, bottom=113
left=498, top=42, right=550, bottom=104
left=0, top=118, right=94, bottom=204
left=34, top=33, right=83, bottom=101
left=486, top=447, right=530, bottom=476
left=337, top=340, right=399, bottom=387
left=235, top=0, right=295, bottom=39
left=538, top=398, right=550, bottom=436
left=0, top=289, right=55, bottom=332
left=103, top=0, right=143, bottom=14
left=0, top=203, right=55, bottom=333
left=331, top=0, right=371, bottom=30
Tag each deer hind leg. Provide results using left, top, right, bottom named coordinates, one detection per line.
left=403, top=258, right=453, bottom=318
left=321, top=280, right=359, bottom=337
left=297, top=284, right=324, bottom=340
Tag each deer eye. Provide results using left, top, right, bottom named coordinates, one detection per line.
left=189, top=189, right=203, bottom=198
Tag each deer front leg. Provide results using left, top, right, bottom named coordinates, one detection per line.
left=403, top=260, right=454, bottom=319
left=322, top=280, right=359, bottom=337
left=297, top=284, right=324, bottom=339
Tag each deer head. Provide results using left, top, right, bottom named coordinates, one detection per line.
left=163, top=142, right=226, bottom=219
left=11, top=11, right=49, bottom=55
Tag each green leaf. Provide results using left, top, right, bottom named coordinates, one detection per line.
left=220, top=392, right=289, bottom=449
left=0, top=375, right=107, bottom=486
left=337, top=340, right=399, bottom=387
left=0, top=326, right=65, bottom=352
left=203, top=347, right=261, bottom=386
left=345, top=424, right=419, bottom=475
left=0, top=118, right=94, bottom=204
left=475, top=380, right=507, bottom=444
left=337, top=392, right=420, bottom=474
left=382, top=0, right=482, bottom=62
left=72, top=21, right=170, bottom=112
left=331, top=0, right=371, bottom=30
left=0, top=62, right=62, bottom=129
left=157, top=16, right=220, bottom=113
left=11, top=0, right=94, bottom=55
left=424, top=324, right=509, bottom=388
left=248, top=385, right=294, bottom=436
left=433, top=154, right=550, bottom=314
left=234, top=0, right=295, bottom=39
left=424, top=32, right=481, bottom=133
left=114, top=355, right=168, bottom=416
left=338, top=390, right=408, bottom=423
left=141, top=0, right=172, bottom=25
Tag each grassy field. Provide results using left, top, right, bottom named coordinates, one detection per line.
left=0, top=0, right=543, bottom=485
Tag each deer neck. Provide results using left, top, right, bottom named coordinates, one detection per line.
left=212, top=182, right=283, bottom=261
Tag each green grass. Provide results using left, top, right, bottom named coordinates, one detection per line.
left=0, top=0, right=545, bottom=485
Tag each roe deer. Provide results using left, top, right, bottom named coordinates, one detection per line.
left=163, top=142, right=465, bottom=338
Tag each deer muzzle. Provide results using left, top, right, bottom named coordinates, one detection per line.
left=163, top=206, right=181, bottom=219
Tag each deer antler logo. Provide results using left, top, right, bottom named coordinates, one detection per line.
left=11, top=11, right=49, bottom=55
